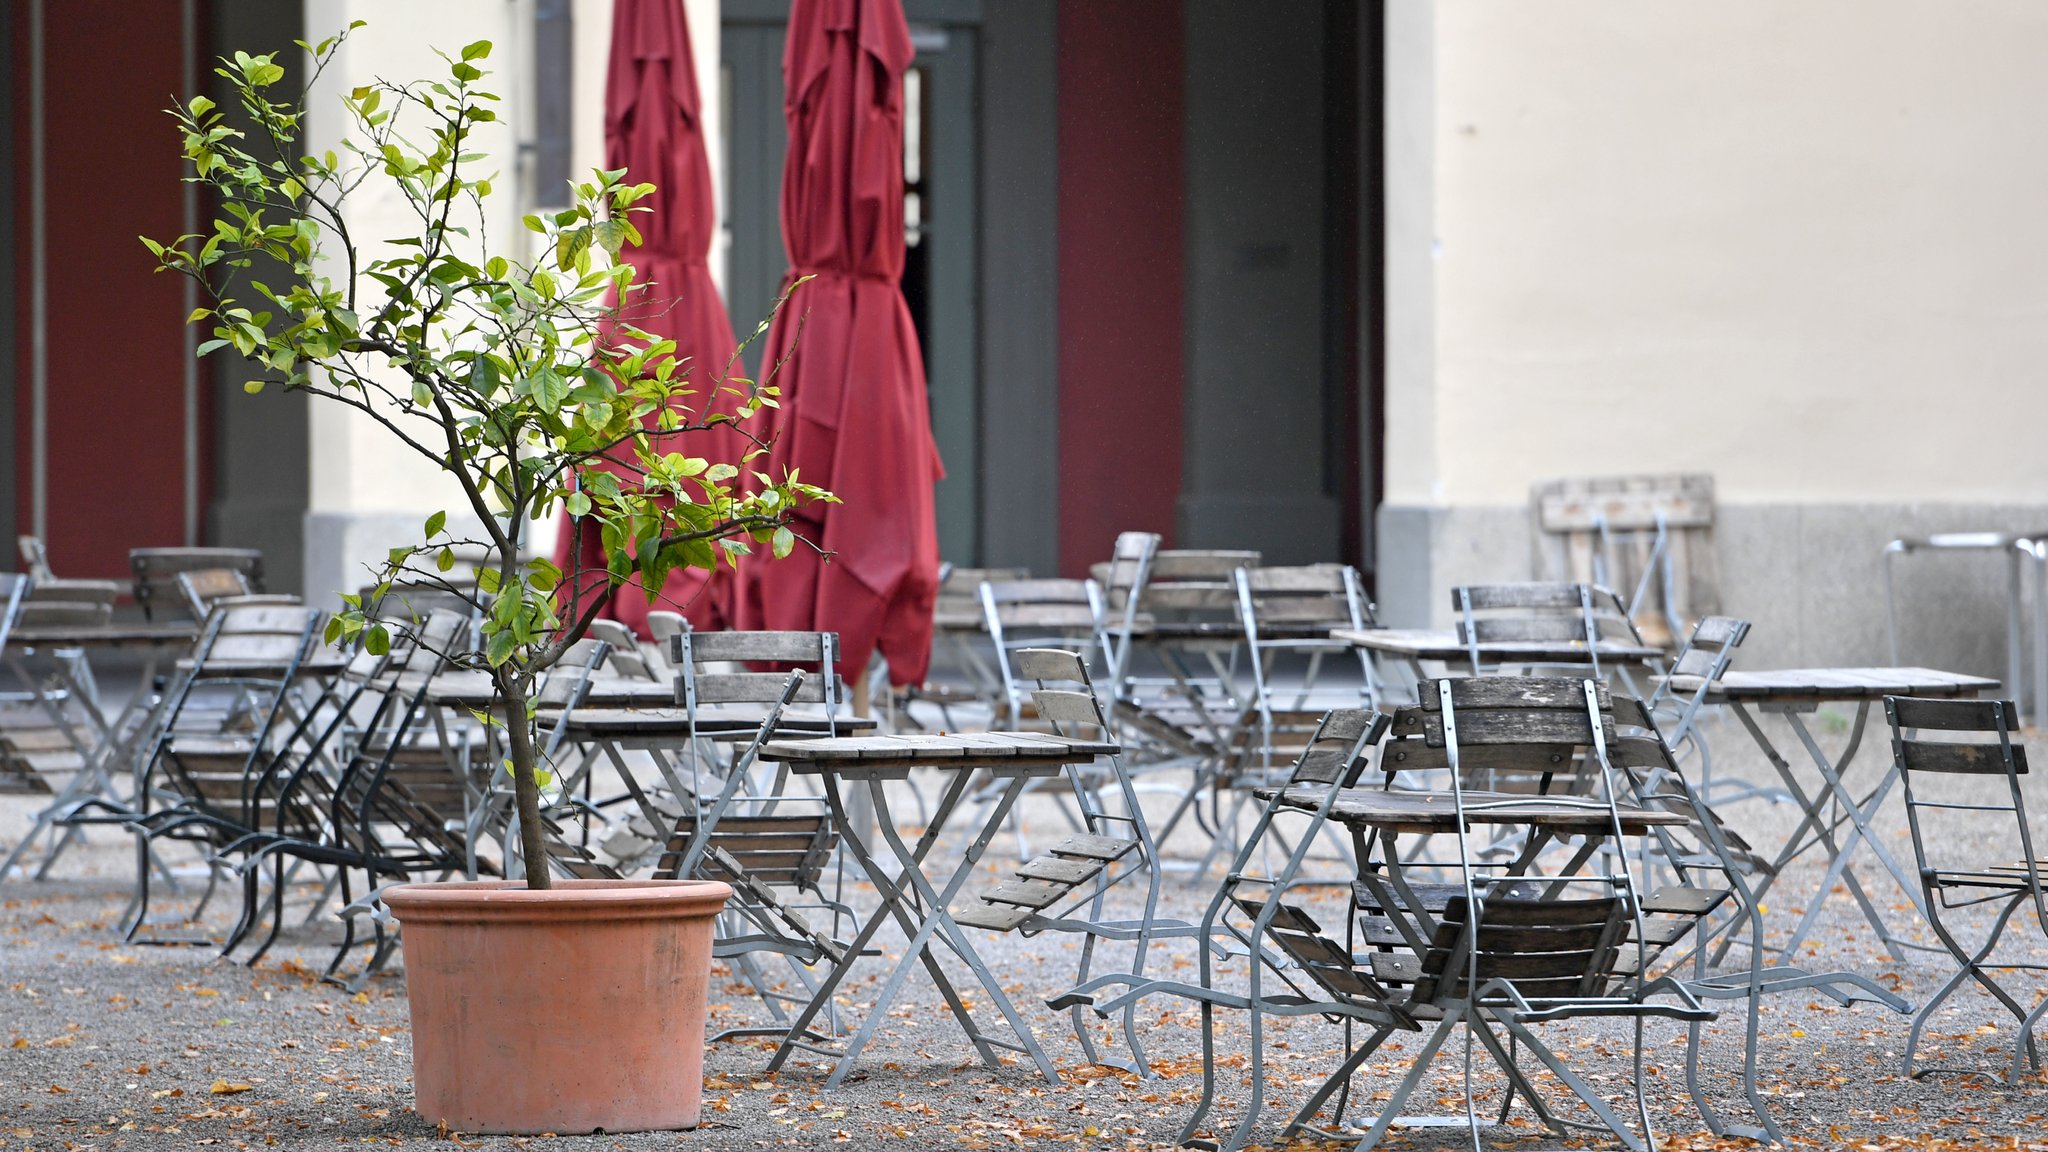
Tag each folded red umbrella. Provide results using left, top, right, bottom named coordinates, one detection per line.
left=734, top=0, right=942, bottom=687
left=556, top=0, right=747, bottom=637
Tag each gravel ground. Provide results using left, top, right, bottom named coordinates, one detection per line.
left=5, top=701, right=2048, bottom=1150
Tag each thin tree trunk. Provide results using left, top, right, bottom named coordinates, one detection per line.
left=496, top=668, right=554, bottom=890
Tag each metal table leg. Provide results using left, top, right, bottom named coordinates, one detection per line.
left=1714, top=702, right=1898, bottom=962
left=769, top=765, right=1060, bottom=1088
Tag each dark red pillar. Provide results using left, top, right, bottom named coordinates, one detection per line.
left=1055, top=0, right=1184, bottom=576
left=13, top=0, right=200, bottom=578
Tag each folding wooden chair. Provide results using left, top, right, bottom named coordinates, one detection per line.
left=650, top=667, right=863, bottom=1042
left=1051, top=708, right=1391, bottom=1150
left=948, top=648, right=1197, bottom=1072
left=1530, top=474, right=1719, bottom=650
left=979, top=578, right=1109, bottom=723
left=1605, top=694, right=1905, bottom=1144
left=1099, top=534, right=1259, bottom=730
left=222, top=626, right=490, bottom=987
left=1165, top=564, right=1382, bottom=877
left=1886, top=695, right=2048, bottom=1083
left=897, top=562, right=1028, bottom=728
left=976, top=580, right=1121, bottom=857
left=1283, top=678, right=1718, bottom=1152
left=73, top=603, right=328, bottom=943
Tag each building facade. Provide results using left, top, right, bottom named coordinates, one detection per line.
left=7, top=1, right=2046, bottom=677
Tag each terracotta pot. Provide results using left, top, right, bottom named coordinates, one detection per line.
left=382, top=877, right=732, bottom=1135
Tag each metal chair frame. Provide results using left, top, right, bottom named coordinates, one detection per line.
left=1886, top=694, right=2048, bottom=1083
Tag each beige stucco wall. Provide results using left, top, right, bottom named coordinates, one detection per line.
left=301, top=0, right=723, bottom=606
left=1386, top=0, right=2048, bottom=508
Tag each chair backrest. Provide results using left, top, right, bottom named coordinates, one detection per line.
left=176, top=568, right=253, bottom=621
left=672, top=630, right=841, bottom=713
left=1012, top=647, right=1114, bottom=739
left=1885, top=695, right=2041, bottom=916
left=1411, top=894, right=1631, bottom=1004
left=0, top=573, right=25, bottom=652
left=1451, top=582, right=1646, bottom=680
left=1530, top=473, right=1718, bottom=649
left=585, top=619, right=657, bottom=679
left=1094, top=535, right=1256, bottom=621
left=132, top=547, right=265, bottom=620
left=17, top=536, right=55, bottom=583
left=1384, top=676, right=1613, bottom=784
left=15, top=577, right=118, bottom=630
left=1649, top=614, right=1748, bottom=745
left=197, top=602, right=326, bottom=671
left=1236, top=564, right=1372, bottom=636
left=935, top=564, right=1028, bottom=632
left=1140, top=548, right=1261, bottom=613
left=981, top=580, right=1108, bottom=724
left=1282, top=707, right=1388, bottom=789
left=644, top=610, right=687, bottom=648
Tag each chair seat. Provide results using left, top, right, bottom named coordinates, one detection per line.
left=955, top=836, right=1139, bottom=933
left=1929, top=864, right=2046, bottom=891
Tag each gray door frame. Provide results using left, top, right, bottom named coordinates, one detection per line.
left=722, top=0, right=996, bottom=567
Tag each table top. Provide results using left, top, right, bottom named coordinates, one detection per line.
left=761, top=731, right=1118, bottom=768
left=424, top=671, right=675, bottom=710
left=1265, top=784, right=1688, bottom=834
left=7, top=623, right=198, bottom=649
left=1332, top=628, right=1664, bottom=665
left=1664, top=666, right=1999, bottom=704
left=556, top=706, right=878, bottom=737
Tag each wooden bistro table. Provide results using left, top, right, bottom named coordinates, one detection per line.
left=757, top=731, right=1120, bottom=1089
left=421, top=670, right=878, bottom=840
left=1668, top=666, right=2000, bottom=961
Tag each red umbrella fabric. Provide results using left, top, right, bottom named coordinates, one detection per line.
left=555, top=0, right=746, bottom=636
left=733, top=0, right=942, bottom=687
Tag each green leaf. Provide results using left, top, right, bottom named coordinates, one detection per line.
left=436, top=547, right=455, bottom=572
left=485, top=628, right=517, bottom=666
left=564, top=491, right=591, bottom=517
left=364, top=624, right=391, bottom=657
left=461, top=39, right=492, bottom=61
left=425, top=510, right=446, bottom=537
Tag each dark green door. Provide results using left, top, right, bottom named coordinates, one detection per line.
left=722, top=7, right=981, bottom=564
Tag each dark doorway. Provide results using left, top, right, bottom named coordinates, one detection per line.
left=722, top=0, right=982, bottom=564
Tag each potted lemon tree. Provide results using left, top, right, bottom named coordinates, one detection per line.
left=145, top=28, right=828, bottom=1134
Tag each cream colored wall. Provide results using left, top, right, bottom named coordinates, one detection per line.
left=303, top=0, right=525, bottom=517
left=571, top=0, right=724, bottom=292
left=302, top=0, right=725, bottom=603
left=1387, top=0, right=2048, bottom=508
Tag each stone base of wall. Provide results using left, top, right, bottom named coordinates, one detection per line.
left=302, top=510, right=492, bottom=618
left=1377, top=501, right=2048, bottom=686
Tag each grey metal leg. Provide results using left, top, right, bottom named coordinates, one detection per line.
left=1779, top=706, right=1929, bottom=954
left=844, top=770, right=1059, bottom=1086
left=770, top=767, right=1058, bottom=1088
left=2033, top=542, right=2048, bottom=729
left=1714, top=702, right=1899, bottom=962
